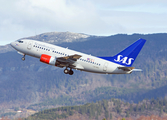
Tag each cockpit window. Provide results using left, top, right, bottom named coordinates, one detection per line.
left=18, top=40, right=23, bottom=43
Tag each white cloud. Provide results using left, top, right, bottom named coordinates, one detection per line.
left=0, top=0, right=167, bottom=45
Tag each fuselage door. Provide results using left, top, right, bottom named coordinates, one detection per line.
left=27, top=41, right=32, bottom=50
left=103, top=62, right=108, bottom=71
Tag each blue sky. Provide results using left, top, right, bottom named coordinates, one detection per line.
left=0, top=0, right=167, bottom=45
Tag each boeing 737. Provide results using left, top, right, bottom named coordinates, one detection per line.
left=10, top=38, right=146, bottom=75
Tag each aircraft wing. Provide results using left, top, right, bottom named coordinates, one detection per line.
left=57, top=54, right=82, bottom=62
left=61, top=54, right=82, bottom=60
left=56, top=54, right=83, bottom=69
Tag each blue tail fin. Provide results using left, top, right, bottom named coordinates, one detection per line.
left=99, top=38, right=146, bottom=67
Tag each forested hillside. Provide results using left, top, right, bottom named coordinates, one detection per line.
left=24, top=98, right=167, bottom=120
left=1, top=33, right=167, bottom=119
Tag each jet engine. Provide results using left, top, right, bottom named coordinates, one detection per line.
left=40, top=54, right=56, bottom=66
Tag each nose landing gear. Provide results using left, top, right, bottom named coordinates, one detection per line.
left=21, top=55, right=25, bottom=61
left=64, top=68, right=74, bottom=75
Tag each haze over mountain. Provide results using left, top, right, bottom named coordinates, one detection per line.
left=1, top=32, right=167, bottom=118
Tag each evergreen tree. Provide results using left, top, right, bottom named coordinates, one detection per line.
left=134, top=104, right=138, bottom=112
left=110, top=113, right=112, bottom=120
left=126, top=111, right=129, bottom=118
left=95, top=114, right=98, bottom=120
left=105, top=110, right=109, bottom=119
left=129, top=104, right=133, bottom=112
left=159, top=106, right=163, bottom=116
left=140, top=104, right=145, bottom=112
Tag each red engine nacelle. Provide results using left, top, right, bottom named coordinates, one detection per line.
left=40, top=54, right=56, bottom=66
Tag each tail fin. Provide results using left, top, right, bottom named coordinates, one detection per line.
left=99, top=38, right=146, bottom=67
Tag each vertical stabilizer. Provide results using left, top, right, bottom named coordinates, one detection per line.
left=99, top=38, right=146, bottom=67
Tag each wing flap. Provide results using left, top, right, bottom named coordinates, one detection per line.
left=57, top=54, right=82, bottom=62
left=56, top=54, right=82, bottom=68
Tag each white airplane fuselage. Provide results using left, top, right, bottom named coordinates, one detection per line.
left=10, top=38, right=146, bottom=75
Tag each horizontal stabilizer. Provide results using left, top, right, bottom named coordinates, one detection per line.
left=118, top=67, right=135, bottom=71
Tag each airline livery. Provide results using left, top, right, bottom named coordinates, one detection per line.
left=10, top=38, right=146, bottom=75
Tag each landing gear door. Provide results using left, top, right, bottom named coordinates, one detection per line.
left=103, top=62, right=108, bottom=71
left=27, top=41, right=32, bottom=50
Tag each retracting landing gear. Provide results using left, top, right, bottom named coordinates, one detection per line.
left=21, top=55, right=25, bottom=61
left=69, top=69, right=74, bottom=75
left=64, top=68, right=69, bottom=74
left=64, top=68, right=74, bottom=75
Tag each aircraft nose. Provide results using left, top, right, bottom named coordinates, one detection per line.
left=10, top=42, right=16, bottom=48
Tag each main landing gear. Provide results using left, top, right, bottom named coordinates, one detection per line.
left=21, top=55, right=25, bottom=61
left=64, top=68, right=74, bottom=75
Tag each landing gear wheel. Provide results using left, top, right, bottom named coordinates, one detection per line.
left=69, top=70, right=74, bottom=75
left=22, top=57, right=25, bottom=61
left=21, top=54, right=25, bottom=61
left=64, top=69, right=69, bottom=74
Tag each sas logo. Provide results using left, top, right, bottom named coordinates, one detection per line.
left=114, top=55, right=134, bottom=65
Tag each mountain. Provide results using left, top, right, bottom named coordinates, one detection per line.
left=0, top=31, right=97, bottom=53
left=1, top=32, right=167, bottom=119
left=22, top=31, right=96, bottom=44
left=0, top=44, right=13, bottom=53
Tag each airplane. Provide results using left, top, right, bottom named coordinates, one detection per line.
left=10, top=38, right=146, bottom=75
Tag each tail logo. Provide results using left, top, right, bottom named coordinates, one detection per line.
left=114, top=55, right=134, bottom=65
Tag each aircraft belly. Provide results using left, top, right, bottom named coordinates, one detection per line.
left=25, top=48, right=41, bottom=58
left=103, top=62, right=116, bottom=74
left=80, top=62, right=104, bottom=73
